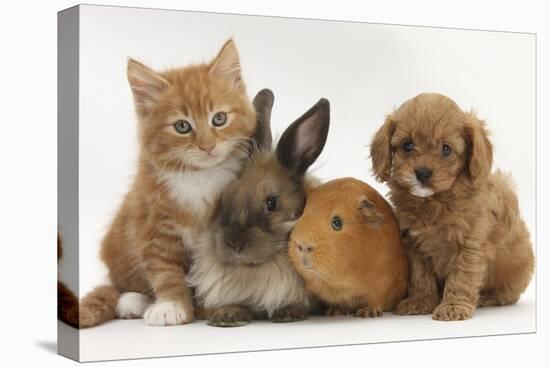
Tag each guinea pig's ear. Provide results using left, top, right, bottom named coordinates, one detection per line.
left=358, top=198, right=384, bottom=225
left=251, top=89, right=274, bottom=151
left=276, top=98, right=330, bottom=176
left=464, top=111, right=493, bottom=185
left=370, top=114, right=396, bottom=182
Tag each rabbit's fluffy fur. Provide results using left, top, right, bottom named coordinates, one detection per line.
left=187, top=230, right=310, bottom=317
left=370, top=93, right=534, bottom=321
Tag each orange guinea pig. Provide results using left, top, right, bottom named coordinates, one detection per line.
left=288, top=177, right=408, bottom=317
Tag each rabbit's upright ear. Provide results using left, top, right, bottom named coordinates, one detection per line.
left=276, top=98, right=330, bottom=176
left=252, top=89, right=275, bottom=150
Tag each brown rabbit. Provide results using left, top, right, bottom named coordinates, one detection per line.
left=187, top=93, right=330, bottom=327
left=288, top=177, right=408, bottom=317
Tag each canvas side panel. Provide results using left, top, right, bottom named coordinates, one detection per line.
left=57, top=5, right=80, bottom=362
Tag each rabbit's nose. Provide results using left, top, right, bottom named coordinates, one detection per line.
left=297, top=243, right=314, bottom=253
left=226, top=239, right=245, bottom=252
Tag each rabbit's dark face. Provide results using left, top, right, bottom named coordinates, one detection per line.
left=212, top=92, right=330, bottom=265
left=216, top=151, right=306, bottom=265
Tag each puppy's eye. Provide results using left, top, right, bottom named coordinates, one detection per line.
left=402, top=140, right=414, bottom=153
left=212, top=112, right=227, bottom=127
left=174, top=120, right=192, bottom=134
left=266, top=196, right=277, bottom=212
left=331, top=216, right=343, bottom=231
left=442, top=144, right=452, bottom=157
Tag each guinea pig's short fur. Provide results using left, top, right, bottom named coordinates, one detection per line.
left=289, top=177, right=408, bottom=317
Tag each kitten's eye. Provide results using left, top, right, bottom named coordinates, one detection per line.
left=442, top=144, right=452, bottom=157
left=174, top=120, right=192, bottom=134
left=266, top=196, right=277, bottom=212
left=402, top=140, right=414, bottom=153
left=331, top=216, right=343, bottom=231
left=212, top=112, right=227, bottom=127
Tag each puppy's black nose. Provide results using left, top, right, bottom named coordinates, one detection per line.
left=415, top=167, right=433, bottom=184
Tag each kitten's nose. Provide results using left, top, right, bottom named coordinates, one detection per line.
left=415, top=167, right=433, bottom=184
left=199, top=144, right=216, bottom=154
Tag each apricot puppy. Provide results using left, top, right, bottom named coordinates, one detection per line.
left=370, top=93, right=534, bottom=321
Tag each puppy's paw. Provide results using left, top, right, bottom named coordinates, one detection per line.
left=355, top=306, right=383, bottom=318
left=208, top=305, right=252, bottom=327
left=432, top=302, right=474, bottom=321
left=394, top=296, right=437, bottom=315
left=116, top=292, right=152, bottom=319
left=271, top=304, right=308, bottom=323
left=325, top=306, right=352, bottom=317
left=144, top=300, right=193, bottom=326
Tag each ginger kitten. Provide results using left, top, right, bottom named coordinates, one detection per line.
left=79, top=39, right=257, bottom=327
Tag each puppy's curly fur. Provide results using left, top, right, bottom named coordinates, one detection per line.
left=370, top=93, right=534, bottom=321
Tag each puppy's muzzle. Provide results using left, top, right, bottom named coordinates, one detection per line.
left=415, top=167, right=433, bottom=184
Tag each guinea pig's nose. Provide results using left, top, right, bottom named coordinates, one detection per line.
left=415, top=167, right=433, bottom=184
left=297, top=243, right=314, bottom=253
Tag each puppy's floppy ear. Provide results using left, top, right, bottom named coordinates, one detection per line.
left=358, top=198, right=384, bottom=225
left=276, top=98, right=330, bottom=176
left=251, top=89, right=274, bottom=151
left=370, top=115, right=396, bottom=182
left=464, top=111, right=493, bottom=184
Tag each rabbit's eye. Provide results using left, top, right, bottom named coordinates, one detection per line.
left=331, top=216, right=343, bottom=231
left=266, top=196, right=277, bottom=212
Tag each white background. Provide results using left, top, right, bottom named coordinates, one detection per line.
left=77, top=5, right=535, bottom=298
left=0, top=0, right=548, bottom=366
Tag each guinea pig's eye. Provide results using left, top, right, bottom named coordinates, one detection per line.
left=174, top=120, right=192, bottom=134
left=212, top=112, right=227, bottom=127
left=331, top=216, right=343, bottom=231
left=265, top=196, right=277, bottom=212
left=402, top=140, right=414, bottom=153
left=442, top=143, right=452, bottom=157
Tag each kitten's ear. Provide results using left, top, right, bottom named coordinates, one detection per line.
left=276, top=98, right=330, bottom=176
left=252, top=89, right=274, bottom=150
left=209, top=39, right=243, bottom=88
left=127, top=58, right=169, bottom=113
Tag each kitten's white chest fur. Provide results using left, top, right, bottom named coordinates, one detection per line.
left=161, top=159, right=241, bottom=219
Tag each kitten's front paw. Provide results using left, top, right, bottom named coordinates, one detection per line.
left=144, top=300, right=193, bottom=326
left=116, top=292, right=152, bottom=319
left=208, top=305, right=252, bottom=327
left=394, top=296, right=438, bottom=315
left=271, top=304, right=308, bottom=323
left=432, top=302, right=474, bottom=321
